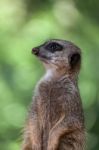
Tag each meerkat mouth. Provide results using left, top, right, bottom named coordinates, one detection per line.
left=38, top=55, right=51, bottom=64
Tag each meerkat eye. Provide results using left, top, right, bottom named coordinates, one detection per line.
left=45, top=42, right=63, bottom=52
left=69, top=53, right=81, bottom=69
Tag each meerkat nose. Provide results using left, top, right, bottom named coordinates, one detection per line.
left=32, top=47, right=39, bottom=55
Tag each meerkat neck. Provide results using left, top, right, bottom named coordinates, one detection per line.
left=43, top=69, right=55, bottom=81
left=43, top=68, right=69, bottom=81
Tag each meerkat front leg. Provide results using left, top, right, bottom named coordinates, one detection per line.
left=22, top=116, right=42, bottom=150
left=47, top=116, right=84, bottom=150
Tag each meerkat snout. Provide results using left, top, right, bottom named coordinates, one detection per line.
left=32, top=39, right=81, bottom=75
left=32, top=47, right=39, bottom=55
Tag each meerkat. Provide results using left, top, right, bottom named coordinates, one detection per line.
left=22, top=39, right=85, bottom=150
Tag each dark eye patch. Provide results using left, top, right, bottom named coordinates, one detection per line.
left=45, top=42, right=63, bottom=52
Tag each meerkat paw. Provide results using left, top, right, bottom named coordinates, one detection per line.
left=47, top=133, right=59, bottom=150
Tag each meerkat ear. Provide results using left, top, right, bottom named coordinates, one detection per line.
left=69, top=53, right=81, bottom=70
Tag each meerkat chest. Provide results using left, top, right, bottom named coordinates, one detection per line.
left=37, top=81, right=66, bottom=127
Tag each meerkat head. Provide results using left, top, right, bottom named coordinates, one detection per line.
left=32, top=39, right=81, bottom=78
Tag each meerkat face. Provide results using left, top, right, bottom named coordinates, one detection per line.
left=32, top=39, right=81, bottom=75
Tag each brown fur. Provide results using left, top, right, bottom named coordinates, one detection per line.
left=22, top=39, right=85, bottom=150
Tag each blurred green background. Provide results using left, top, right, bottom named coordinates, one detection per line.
left=0, top=0, right=99, bottom=149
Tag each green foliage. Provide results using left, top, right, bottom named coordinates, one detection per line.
left=0, top=0, right=99, bottom=149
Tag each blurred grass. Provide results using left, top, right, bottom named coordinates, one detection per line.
left=0, top=0, right=99, bottom=149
